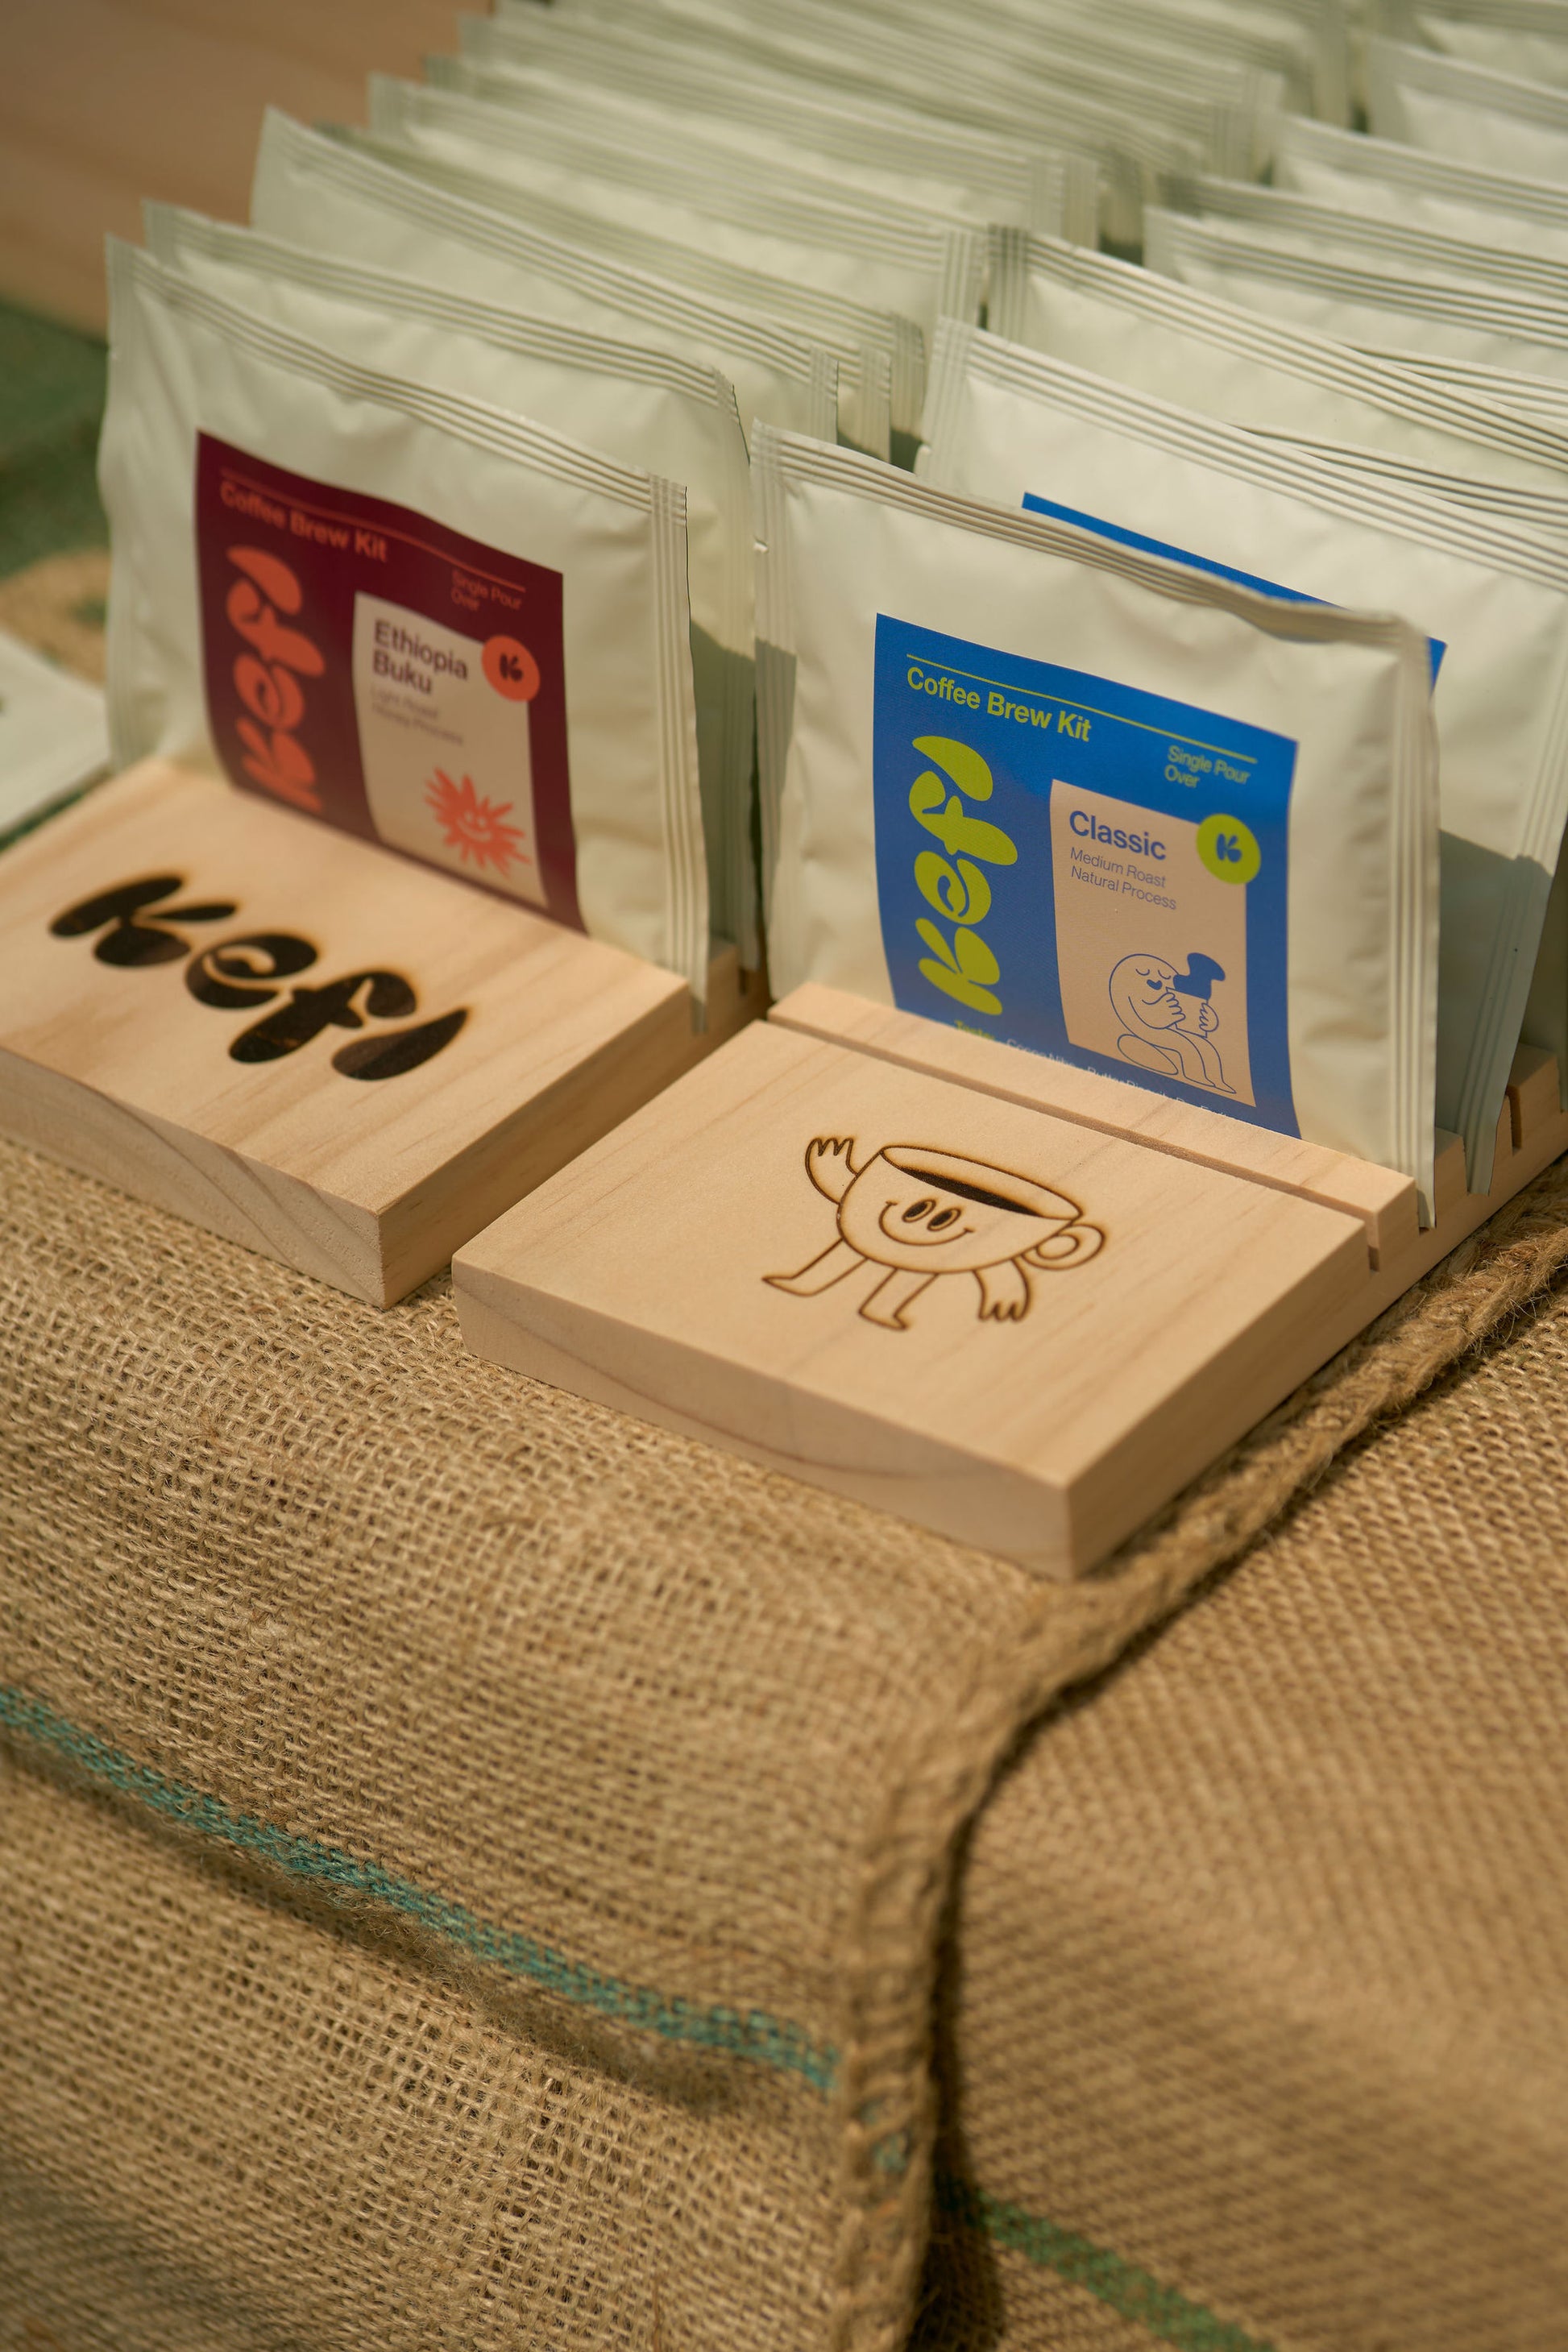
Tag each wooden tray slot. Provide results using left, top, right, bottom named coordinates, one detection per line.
left=455, top=1003, right=1568, bottom=1578
left=768, top=984, right=1419, bottom=1266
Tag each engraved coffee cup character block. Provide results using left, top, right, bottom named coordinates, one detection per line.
left=766, top=1138, right=1105, bottom=1329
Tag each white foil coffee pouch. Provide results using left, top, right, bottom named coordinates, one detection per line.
left=445, top=23, right=1101, bottom=241
left=250, top=113, right=837, bottom=450
left=1363, top=346, right=1568, bottom=428
left=1367, top=33, right=1568, bottom=177
left=825, top=0, right=1331, bottom=120
left=363, top=76, right=985, bottom=348
left=711, top=0, right=1291, bottom=173
left=326, top=124, right=902, bottom=463
left=754, top=426, right=1439, bottom=1205
left=1276, top=111, right=1568, bottom=259
left=144, top=202, right=757, bottom=962
left=101, top=239, right=709, bottom=1002
left=1146, top=206, right=1568, bottom=383
left=1387, top=0, right=1568, bottom=85
left=562, top=0, right=1280, bottom=182
left=1176, top=170, right=1568, bottom=313
left=920, top=324, right=1568, bottom=1189
left=1001, top=0, right=1348, bottom=121
left=336, top=122, right=909, bottom=462
left=1249, top=432, right=1568, bottom=538
left=528, top=0, right=1226, bottom=246
left=985, top=228, right=1568, bottom=492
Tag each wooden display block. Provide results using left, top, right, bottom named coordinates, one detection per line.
left=0, top=758, right=760, bottom=1304
left=770, top=983, right=1422, bottom=1263
left=454, top=990, right=1568, bottom=1578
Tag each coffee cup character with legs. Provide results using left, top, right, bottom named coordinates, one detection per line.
left=767, top=1139, right=1103, bottom=1329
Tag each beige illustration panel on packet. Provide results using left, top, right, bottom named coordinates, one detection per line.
left=1051, top=781, right=1253, bottom=1109
left=351, top=593, right=545, bottom=907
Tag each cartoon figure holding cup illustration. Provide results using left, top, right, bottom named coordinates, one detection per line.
left=1110, top=952, right=1235, bottom=1095
left=766, top=1138, right=1104, bottom=1330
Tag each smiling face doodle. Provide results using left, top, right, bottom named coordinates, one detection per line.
left=1109, top=952, right=1234, bottom=1094
left=1113, top=956, right=1188, bottom=1035
left=767, top=1138, right=1104, bottom=1329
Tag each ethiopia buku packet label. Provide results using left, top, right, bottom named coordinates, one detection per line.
left=196, top=433, right=579, bottom=927
left=871, top=614, right=1298, bottom=1134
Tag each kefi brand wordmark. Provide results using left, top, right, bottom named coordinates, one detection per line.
left=50, top=876, right=468, bottom=1081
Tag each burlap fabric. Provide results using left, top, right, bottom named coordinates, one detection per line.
left=3, top=563, right=1568, bottom=2348
left=915, top=1191, right=1568, bottom=2352
left=6, top=1136, right=1568, bottom=2352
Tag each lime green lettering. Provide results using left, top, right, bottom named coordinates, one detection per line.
left=916, top=918, right=1002, bottom=1015
left=907, top=773, right=1018, bottom=865
left=914, top=734, right=993, bottom=796
left=915, top=850, right=993, bottom=926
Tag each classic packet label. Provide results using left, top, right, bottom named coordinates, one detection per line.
left=871, top=614, right=1299, bottom=1133
left=196, top=433, right=579, bottom=927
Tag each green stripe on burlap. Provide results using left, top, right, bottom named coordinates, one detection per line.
left=0, top=1683, right=839, bottom=2092
left=1, top=1682, right=1277, bottom=2338
left=939, top=2176, right=1276, bottom=2352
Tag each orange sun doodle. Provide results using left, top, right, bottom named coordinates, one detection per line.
left=424, top=769, right=529, bottom=875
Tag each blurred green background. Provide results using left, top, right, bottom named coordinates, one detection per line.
left=0, top=297, right=108, bottom=584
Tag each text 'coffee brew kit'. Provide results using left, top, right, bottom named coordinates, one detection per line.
left=7, top=0, right=1568, bottom=1572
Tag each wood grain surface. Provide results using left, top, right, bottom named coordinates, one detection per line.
left=454, top=1020, right=1374, bottom=1573
left=770, top=981, right=1421, bottom=1264
left=0, top=0, right=468, bottom=330
left=456, top=1004, right=1568, bottom=1575
left=0, top=758, right=732, bottom=1303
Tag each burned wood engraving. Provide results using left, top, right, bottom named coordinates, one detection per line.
left=766, top=1137, right=1104, bottom=1329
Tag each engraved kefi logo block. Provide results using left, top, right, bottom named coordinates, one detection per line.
left=0, top=760, right=723, bottom=1304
